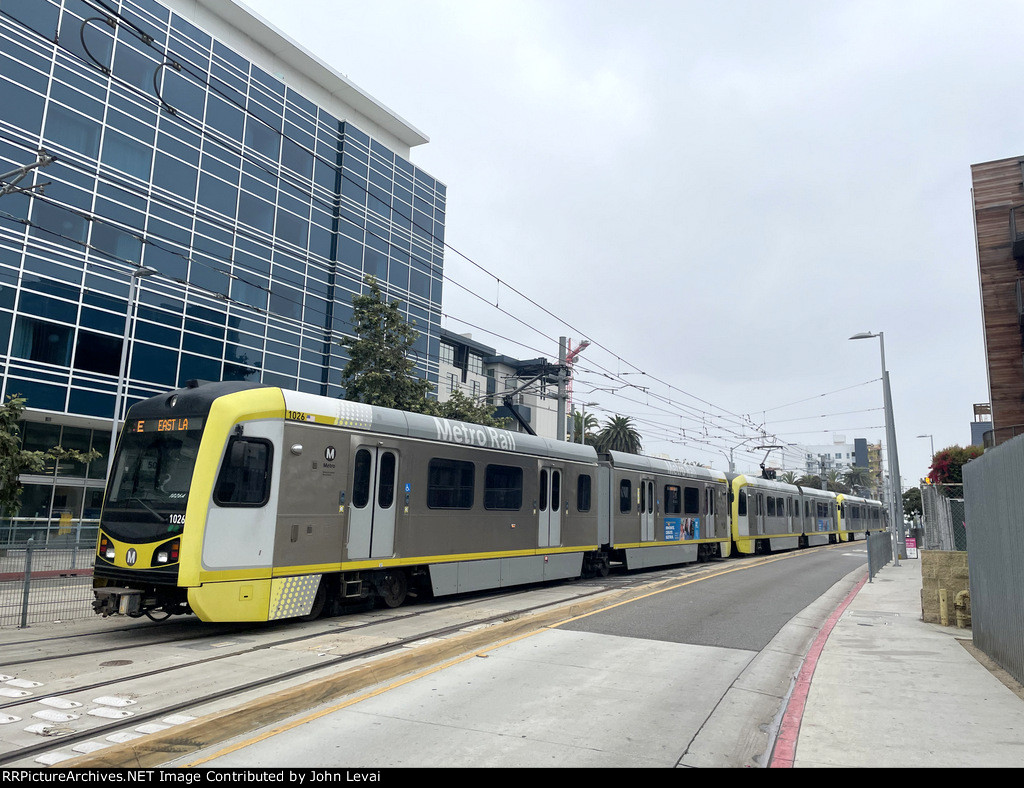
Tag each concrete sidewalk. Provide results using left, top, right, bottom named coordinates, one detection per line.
left=779, top=557, right=1024, bottom=768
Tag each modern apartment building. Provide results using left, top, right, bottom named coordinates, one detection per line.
left=0, top=0, right=445, bottom=531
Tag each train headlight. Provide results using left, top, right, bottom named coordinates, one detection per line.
left=152, top=538, right=180, bottom=567
left=99, top=536, right=115, bottom=560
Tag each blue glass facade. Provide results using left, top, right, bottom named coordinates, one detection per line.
left=0, top=0, right=445, bottom=528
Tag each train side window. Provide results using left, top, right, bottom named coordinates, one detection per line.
left=484, top=464, right=523, bottom=510
left=619, top=479, right=631, bottom=513
left=665, top=485, right=681, bottom=515
left=539, top=469, right=548, bottom=511
left=577, top=474, right=592, bottom=512
left=552, top=470, right=561, bottom=511
left=378, top=451, right=396, bottom=508
left=683, top=486, right=699, bottom=515
left=738, top=490, right=747, bottom=516
left=214, top=437, right=272, bottom=507
left=427, top=458, right=475, bottom=509
left=706, top=488, right=714, bottom=516
left=352, top=449, right=371, bottom=508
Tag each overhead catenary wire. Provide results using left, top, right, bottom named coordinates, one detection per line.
left=0, top=6, right=892, bottom=469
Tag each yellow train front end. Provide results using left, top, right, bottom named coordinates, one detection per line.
left=93, top=381, right=286, bottom=622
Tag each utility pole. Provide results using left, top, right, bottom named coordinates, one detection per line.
left=557, top=337, right=567, bottom=441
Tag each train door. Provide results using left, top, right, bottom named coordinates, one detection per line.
left=705, top=486, right=715, bottom=537
left=538, top=466, right=562, bottom=547
left=348, top=444, right=399, bottom=560
left=639, top=477, right=655, bottom=541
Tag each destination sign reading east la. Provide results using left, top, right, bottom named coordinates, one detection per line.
left=433, top=417, right=516, bottom=451
left=129, top=416, right=205, bottom=434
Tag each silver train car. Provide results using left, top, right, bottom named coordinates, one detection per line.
left=730, top=474, right=886, bottom=555
left=92, top=381, right=885, bottom=622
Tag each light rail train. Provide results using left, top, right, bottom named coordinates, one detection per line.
left=92, top=381, right=887, bottom=622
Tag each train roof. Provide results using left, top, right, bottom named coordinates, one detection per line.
left=729, top=474, right=839, bottom=499
left=279, top=389, right=599, bottom=464
left=604, top=451, right=728, bottom=482
left=130, top=382, right=600, bottom=464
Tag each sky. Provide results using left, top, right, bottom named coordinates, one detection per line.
left=241, top=0, right=1010, bottom=487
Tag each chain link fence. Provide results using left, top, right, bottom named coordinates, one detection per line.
left=919, top=484, right=967, bottom=551
left=0, top=519, right=97, bottom=628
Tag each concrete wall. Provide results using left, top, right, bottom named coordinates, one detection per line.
left=920, top=550, right=971, bottom=627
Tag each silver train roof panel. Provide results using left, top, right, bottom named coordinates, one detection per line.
left=604, top=451, right=728, bottom=483
left=280, top=390, right=598, bottom=464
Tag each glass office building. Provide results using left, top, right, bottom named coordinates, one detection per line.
left=0, top=0, right=446, bottom=536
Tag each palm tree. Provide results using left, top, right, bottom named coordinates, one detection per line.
left=572, top=409, right=599, bottom=444
left=595, top=415, right=643, bottom=454
left=825, top=469, right=849, bottom=494
left=778, top=471, right=798, bottom=485
left=843, top=466, right=874, bottom=495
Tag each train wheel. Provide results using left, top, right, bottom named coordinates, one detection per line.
left=375, top=570, right=408, bottom=609
left=145, top=608, right=172, bottom=622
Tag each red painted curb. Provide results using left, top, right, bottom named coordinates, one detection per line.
left=769, top=570, right=868, bottom=768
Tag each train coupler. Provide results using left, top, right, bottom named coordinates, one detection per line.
left=93, top=588, right=143, bottom=617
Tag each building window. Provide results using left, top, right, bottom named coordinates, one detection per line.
left=468, top=353, right=483, bottom=376
left=440, top=343, right=455, bottom=365
left=12, top=317, right=72, bottom=365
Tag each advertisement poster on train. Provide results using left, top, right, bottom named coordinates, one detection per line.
left=664, top=518, right=700, bottom=540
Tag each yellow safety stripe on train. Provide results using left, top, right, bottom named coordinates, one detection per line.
left=178, top=387, right=287, bottom=588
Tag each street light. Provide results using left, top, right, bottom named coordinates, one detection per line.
left=576, top=401, right=598, bottom=445
left=850, top=331, right=904, bottom=566
left=917, top=433, right=935, bottom=461
left=107, top=266, right=158, bottom=480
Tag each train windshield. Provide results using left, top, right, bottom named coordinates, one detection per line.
left=102, top=418, right=205, bottom=538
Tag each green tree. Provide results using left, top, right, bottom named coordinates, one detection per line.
left=0, top=394, right=100, bottom=518
left=796, top=473, right=822, bottom=488
left=595, top=415, right=643, bottom=454
left=903, top=487, right=923, bottom=518
left=426, top=390, right=507, bottom=428
left=339, top=276, right=504, bottom=428
left=340, top=276, right=433, bottom=412
left=778, top=471, right=798, bottom=484
left=572, top=409, right=599, bottom=444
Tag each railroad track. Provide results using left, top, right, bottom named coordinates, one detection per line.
left=0, top=571, right=650, bottom=767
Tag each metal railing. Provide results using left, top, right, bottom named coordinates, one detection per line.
left=0, top=524, right=97, bottom=628
left=866, top=531, right=893, bottom=581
